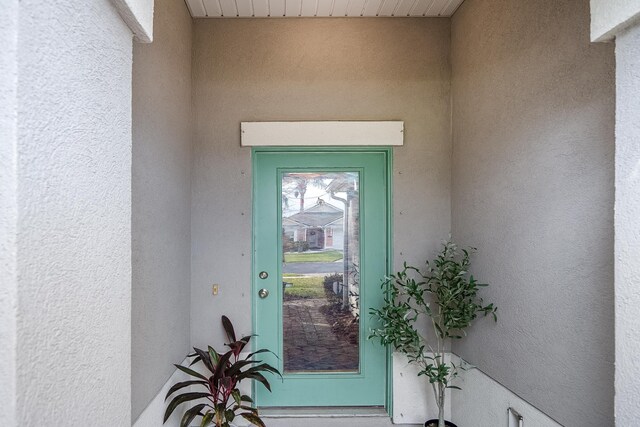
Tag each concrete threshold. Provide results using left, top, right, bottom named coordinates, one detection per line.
left=260, top=406, right=389, bottom=418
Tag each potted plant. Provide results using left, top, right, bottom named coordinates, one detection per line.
left=164, top=315, right=281, bottom=427
left=369, top=240, right=497, bottom=427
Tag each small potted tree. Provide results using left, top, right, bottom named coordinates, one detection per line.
left=369, top=240, right=497, bottom=427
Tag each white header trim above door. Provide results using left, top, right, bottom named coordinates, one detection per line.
left=240, top=121, right=404, bottom=146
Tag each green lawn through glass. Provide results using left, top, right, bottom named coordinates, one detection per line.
left=284, top=250, right=343, bottom=263
left=283, top=275, right=325, bottom=298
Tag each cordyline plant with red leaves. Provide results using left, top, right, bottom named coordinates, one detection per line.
left=164, top=316, right=281, bottom=427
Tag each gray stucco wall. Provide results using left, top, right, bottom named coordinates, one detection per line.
left=615, top=22, right=640, bottom=426
left=15, top=0, right=133, bottom=424
left=0, top=1, right=18, bottom=425
left=451, top=0, right=615, bottom=425
left=132, top=0, right=193, bottom=420
left=191, top=18, right=452, bottom=347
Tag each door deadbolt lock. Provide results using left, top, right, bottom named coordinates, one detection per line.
left=258, top=288, right=269, bottom=299
left=258, top=271, right=268, bottom=279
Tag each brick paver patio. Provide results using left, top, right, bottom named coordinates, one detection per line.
left=283, top=298, right=359, bottom=372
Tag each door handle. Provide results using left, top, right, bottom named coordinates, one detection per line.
left=258, top=288, right=269, bottom=299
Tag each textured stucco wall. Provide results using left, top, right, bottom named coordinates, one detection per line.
left=0, top=1, right=18, bottom=425
left=591, top=0, right=640, bottom=41
left=451, top=0, right=615, bottom=425
left=15, top=0, right=133, bottom=424
left=615, top=22, right=640, bottom=426
left=191, top=18, right=451, bottom=347
left=132, top=0, right=193, bottom=420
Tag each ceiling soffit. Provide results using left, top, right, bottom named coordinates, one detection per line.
left=185, top=0, right=463, bottom=18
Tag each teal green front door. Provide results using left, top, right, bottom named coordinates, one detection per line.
left=252, top=148, right=390, bottom=408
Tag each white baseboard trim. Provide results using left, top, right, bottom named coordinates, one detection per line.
left=450, top=355, right=563, bottom=427
left=134, top=356, right=254, bottom=427
left=134, top=353, right=561, bottom=427
left=392, top=352, right=452, bottom=424
left=133, top=358, right=190, bottom=427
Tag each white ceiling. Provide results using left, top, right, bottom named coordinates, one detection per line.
left=185, top=0, right=464, bottom=18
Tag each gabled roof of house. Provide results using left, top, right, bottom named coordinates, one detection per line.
left=282, top=217, right=304, bottom=227
left=285, top=200, right=343, bottom=227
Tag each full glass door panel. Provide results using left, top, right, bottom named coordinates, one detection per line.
left=281, top=172, right=360, bottom=373
left=253, top=149, right=389, bottom=408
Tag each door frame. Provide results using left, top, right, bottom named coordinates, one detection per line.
left=251, top=146, right=394, bottom=412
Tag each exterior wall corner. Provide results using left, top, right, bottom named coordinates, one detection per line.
left=111, top=0, right=155, bottom=43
